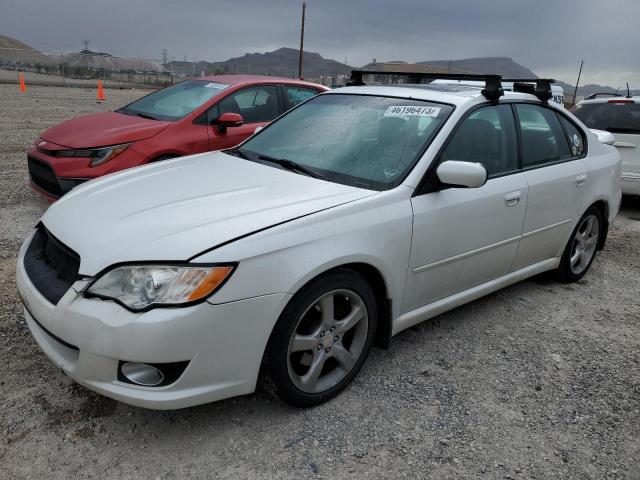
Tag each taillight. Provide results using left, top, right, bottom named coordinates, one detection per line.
left=607, top=99, right=634, bottom=104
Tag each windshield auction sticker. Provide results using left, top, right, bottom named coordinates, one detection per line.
left=204, top=82, right=230, bottom=89
left=384, top=105, right=441, bottom=117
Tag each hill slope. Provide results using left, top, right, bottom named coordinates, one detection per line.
left=418, top=57, right=537, bottom=78
left=0, top=35, right=56, bottom=65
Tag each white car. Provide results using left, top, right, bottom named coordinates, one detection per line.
left=16, top=73, right=621, bottom=409
left=572, top=93, right=640, bottom=196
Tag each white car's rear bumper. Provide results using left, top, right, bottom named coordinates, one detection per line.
left=16, top=236, right=290, bottom=410
left=622, top=172, right=640, bottom=196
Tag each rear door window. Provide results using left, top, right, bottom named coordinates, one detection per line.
left=515, top=104, right=572, bottom=168
left=572, top=102, right=640, bottom=134
left=558, top=115, right=586, bottom=157
left=284, top=86, right=320, bottom=109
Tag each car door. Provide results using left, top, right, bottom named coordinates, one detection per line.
left=403, top=104, right=528, bottom=313
left=206, top=85, right=281, bottom=150
left=510, top=104, right=590, bottom=271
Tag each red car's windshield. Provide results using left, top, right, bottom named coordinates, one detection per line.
left=119, top=80, right=231, bottom=121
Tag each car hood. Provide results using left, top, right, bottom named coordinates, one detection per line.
left=40, top=111, right=171, bottom=148
left=42, top=152, right=376, bottom=275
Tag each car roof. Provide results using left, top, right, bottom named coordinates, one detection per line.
left=193, top=74, right=327, bottom=89
left=578, top=96, right=639, bottom=105
left=329, top=85, right=546, bottom=107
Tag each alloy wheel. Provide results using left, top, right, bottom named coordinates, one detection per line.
left=286, top=289, right=369, bottom=394
left=569, top=214, right=600, bottom=275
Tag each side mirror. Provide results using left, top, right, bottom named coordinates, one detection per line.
left=436, top=160, right=487, bottom=188
left=215, top=112, right=244, bottom=129
left=590, top=128, right=615, bottom=145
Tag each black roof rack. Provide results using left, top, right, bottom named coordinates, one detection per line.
left=501, top=78, right=555, bottom=103
left=584, top=92, right=622, bottom=100
left=347, top=70, right=555, bottom=103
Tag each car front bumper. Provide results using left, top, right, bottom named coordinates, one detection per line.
left=26, top=144, right=148, bottom=200
left=27, top=153, right=88, bottom=200
left=622, top=172, right=640, bottom=196
left=16, top=235, right=290, bottom=409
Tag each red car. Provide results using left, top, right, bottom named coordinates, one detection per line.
left=27, top=75, right=329, bottom=200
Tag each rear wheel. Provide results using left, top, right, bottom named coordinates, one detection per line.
left=261, top=269, right=377, bottom=407
left=555, top=206, right=602, bottom=282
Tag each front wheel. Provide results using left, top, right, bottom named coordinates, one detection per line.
left=261, top=269, right=377, bottom=407
left=555, top=206, right=603, bottom=282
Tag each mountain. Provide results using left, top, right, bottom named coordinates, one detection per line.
left=202, top=47, right=353, bottom=79
left=0, top=34, right=56, bottom=65
left=418, top=57, right=537, bottom=79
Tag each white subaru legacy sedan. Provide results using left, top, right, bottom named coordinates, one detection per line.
left=16, top=73, right=621, bottom=409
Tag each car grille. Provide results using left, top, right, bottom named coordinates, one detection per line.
left=23, top=224, right=81, bottom=305
left=27, top=155, right=62, bottom=197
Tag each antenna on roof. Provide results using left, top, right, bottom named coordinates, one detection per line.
left=572, top=60, right=583, bottom=106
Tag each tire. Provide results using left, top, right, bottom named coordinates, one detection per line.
left=555, top=206, right=603, bottom=283
left=261, top=269, right=377, bottom=408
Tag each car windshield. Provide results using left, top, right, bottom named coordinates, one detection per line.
left=119, top=79, right=231, bottom=121
left=235, top=94, right=453, bottom=190
left=573, top=101, right=640, bottom=134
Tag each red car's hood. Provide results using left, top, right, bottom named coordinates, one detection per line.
left=40, top=111, right=171, bottom=148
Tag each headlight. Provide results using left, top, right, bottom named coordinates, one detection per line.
left=86, top=264, right=235, bottom=311
left=56, top=143, right=132, bottom=167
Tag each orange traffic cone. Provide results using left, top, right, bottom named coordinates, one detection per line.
left=19, top=72, right=26, bottom=93
left=96, top=79, right=106, bottom=101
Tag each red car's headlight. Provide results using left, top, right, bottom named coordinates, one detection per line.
left=56, top=142, right=133, bottom=167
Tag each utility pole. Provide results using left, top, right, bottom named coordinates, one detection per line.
left=298, top=2, right=306, bottom=79
left=82, top=40, right=89, bottom=51
left=572, top=60, right=583, bottom=106
left=162, top=49, right=168, bottom=71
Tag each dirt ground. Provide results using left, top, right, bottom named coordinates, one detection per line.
left=0, top=84, right=639, bottom=479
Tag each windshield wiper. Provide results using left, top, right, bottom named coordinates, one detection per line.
left=130, top=112, right=158, bottom=121
left=257, top=154, right=324, bottom=179
left=117, top=107, right=158, bottom=121
left=226, top=147, right=251, bottom=160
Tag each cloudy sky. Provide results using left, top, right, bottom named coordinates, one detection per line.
left=1, top=0, right=638, bottom=87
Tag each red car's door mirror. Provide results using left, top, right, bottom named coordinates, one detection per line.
left=215, top=112, right=244, bottom=128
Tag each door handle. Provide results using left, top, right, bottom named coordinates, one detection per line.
left=575, top=174, right=587, bottom=187
left=504, top=191, right=521, bottom=207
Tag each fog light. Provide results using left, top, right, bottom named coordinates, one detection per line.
left=120, top=362, right=164, bottom=386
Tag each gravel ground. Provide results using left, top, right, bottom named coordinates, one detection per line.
left=0, top=84, right=639, bottom=479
